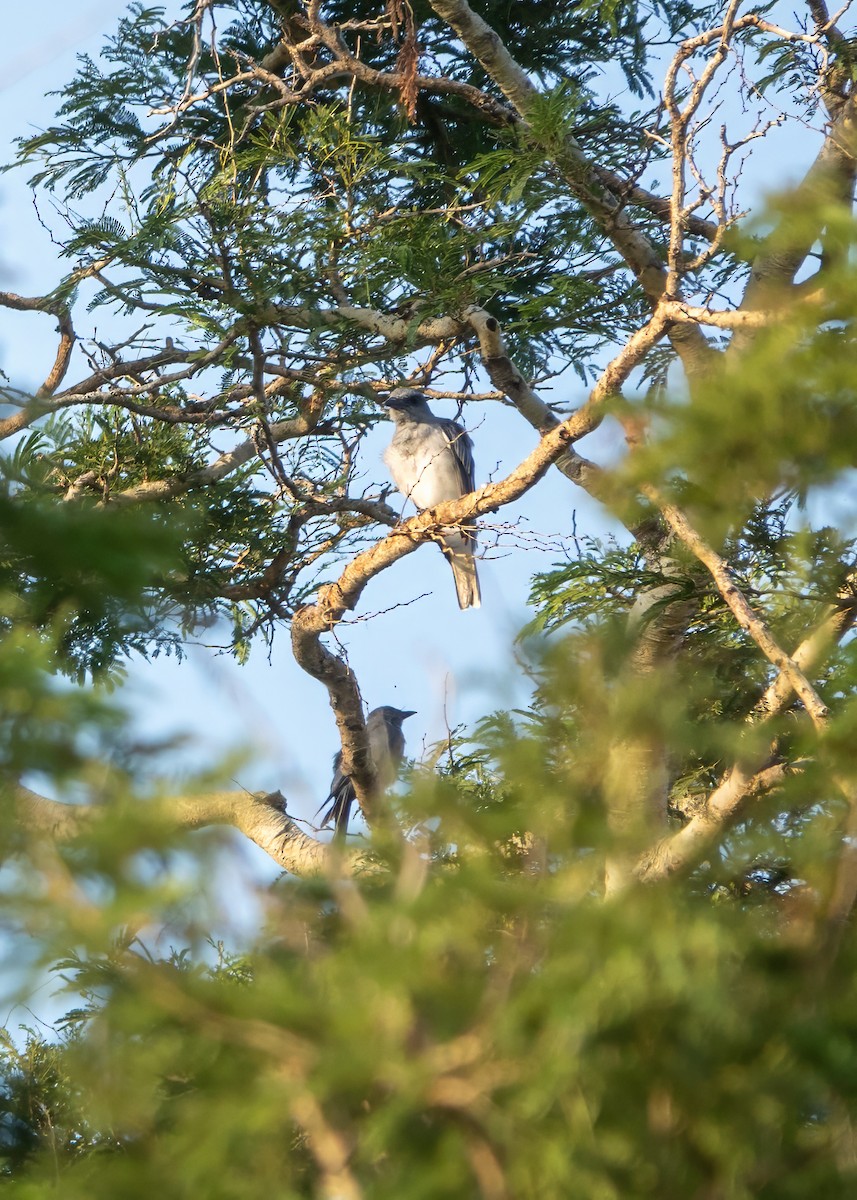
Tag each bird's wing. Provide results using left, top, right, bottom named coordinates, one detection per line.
left=388, top=723, right=406, bottom=767
left=436, top=418, right=476, bottom=495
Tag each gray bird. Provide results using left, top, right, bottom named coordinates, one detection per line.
left=383, top=388, right=481, bottom=609
left=319, top=705, right=415, bottom=839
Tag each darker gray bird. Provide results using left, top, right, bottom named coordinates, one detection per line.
left=319, top=706, right=415, bottom=839
left=383, top=388, right=481, bottom=609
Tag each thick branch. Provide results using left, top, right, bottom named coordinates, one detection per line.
left=732, top=94, right=857, bottom=351
left=635, top=580, right=857, bottom=883
left=13, top=783, right=372, bottom=878
left=264, top=302, right=468, bottom=345
left=427, top=0, right=715, bottom=382
left=464, top=305, right=606, bottom=499
left=0, top=290, right=76, bottom=416
left=108, top=408, right=324, bottom=504
left=660, top=299, right=800, bottom=330
left=635, top=759, right=804, bottom=884
left=291, top=313, right=669, bottom=819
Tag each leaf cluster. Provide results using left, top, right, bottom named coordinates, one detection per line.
left=4, top=742, right=857, bottom=1197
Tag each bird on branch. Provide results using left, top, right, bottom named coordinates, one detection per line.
left=383, top=388, right=482, bottom=609
left=319, top=705, right=415, bottom=839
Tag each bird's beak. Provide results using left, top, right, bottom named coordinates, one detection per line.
left=383, top=396, right=406, bottom=411
left=402, top=710, right=416, bottom=719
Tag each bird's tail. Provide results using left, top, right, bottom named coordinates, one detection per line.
left=447, top=544, right=481, bottom=610
left=318, top=778, right=355, bottom=840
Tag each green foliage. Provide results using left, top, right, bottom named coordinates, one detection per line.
left=526, top=535, right=659, bottom=633
left=0, top=443, right=188, bottom=804
left=3, top=0, right=857, bottom=1196
left=525, top=495, right=857, bottom=829
left=10, top=0, right=704, bottom=398
left=2, top=450, right=854, bottom=1198
left=3, top=713, right=857, bottom=1197
left=0, top=1026, right=103, bottom=1174
left=0, top=461, right=186, bottom=681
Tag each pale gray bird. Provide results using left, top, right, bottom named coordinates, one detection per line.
left=319, top=706, right=415, bottom=839
left=383, top=388, right=481, bottom=609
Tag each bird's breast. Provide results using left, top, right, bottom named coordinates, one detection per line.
left=385, top=428, right=463, bottom=510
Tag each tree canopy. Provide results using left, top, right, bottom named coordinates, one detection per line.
left=3, top=0, right=857, bottom=1194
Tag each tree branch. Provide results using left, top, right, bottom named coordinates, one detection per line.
left=634, top=576, right=857, bottom=883
left=592, top=166, right=721, bottom=242
left=463, top=305, right=606, bottom=499
left=12, top=783, right=373, bottom=878
left=731, top=93, right=857, bottom=352
left=291, top=313, right=670, bottom=824
left=650, top=492, right=831, bottom=731
left=427, top=0, right=716, bottom=383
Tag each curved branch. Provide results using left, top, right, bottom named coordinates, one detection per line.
left=14, top=783, right=373, bottom=878
left=0, top=289, right=76, bottom=418
left=731, top=93, right=857, bottom=353
left=650, top=492, right=831, bottom=731
left=634, top=578, right=857, bottom=883
left=36, top=308, right=75, bottom=399
left=464, top=304, right=614, bottom=509
left=291, top=310, right=671, bottom=822
left=427, top=0, right=716, bottom=382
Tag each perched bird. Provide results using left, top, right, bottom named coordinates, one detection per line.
left=319, top=706, right=415, bottom=839
left=383, top=388, right=481, bottom=610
